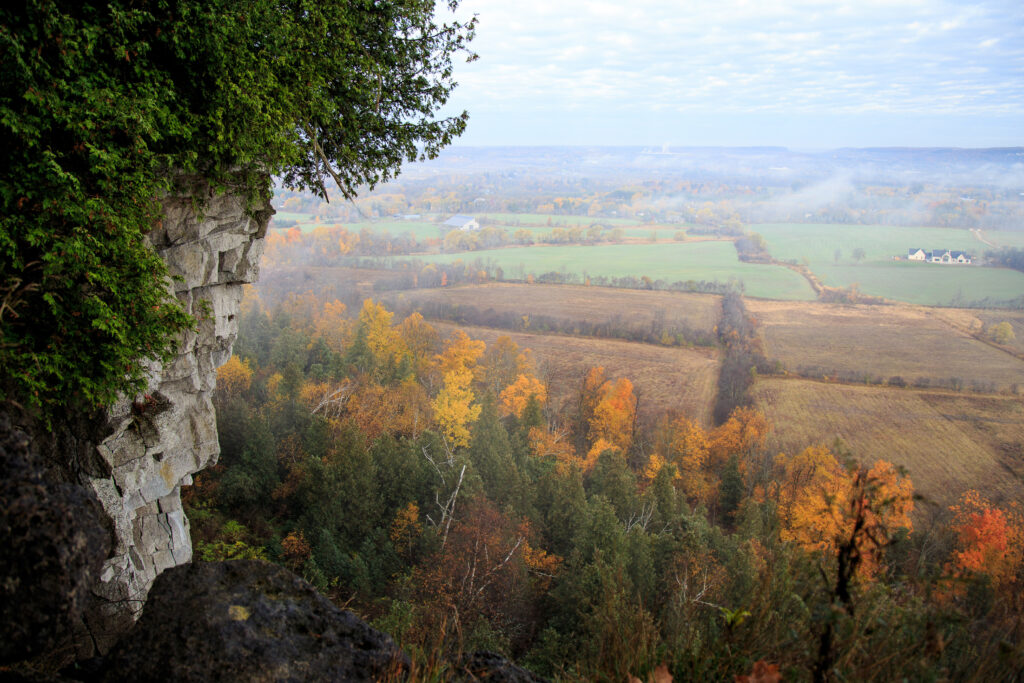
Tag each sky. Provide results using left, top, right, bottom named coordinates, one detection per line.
left=440, top=0, right=1024, bottom=148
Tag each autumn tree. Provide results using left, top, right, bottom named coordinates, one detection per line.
left=947, top=490, right=1024, bottom=597
left=216, top=355, right=254, bottom=400
left=500, top=374, right=547, bottom=418
left=395, top=312, right=440, bottom=380
left=777, top=450, right=914, bottom=579
left=586, top=376, right=637, bottom=453
left=313, top=299, right=349, bottom=353
left=483, top=335, right=536, bottom=393
left=669, top=415, right=711, bottom=502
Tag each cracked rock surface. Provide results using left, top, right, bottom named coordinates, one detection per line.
left=83, top=187, right=270, bottom=651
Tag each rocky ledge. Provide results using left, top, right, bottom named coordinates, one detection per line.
left=82, top=186, right=270, bottom=650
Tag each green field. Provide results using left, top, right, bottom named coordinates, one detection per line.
left=272, top=211, right=315, bottom=223
left=479, top=213, right=638, bottom=227
left=408, top=241, right=816, bottom=300
left=983, top=230, right=1024, bottom=248
left=755, top=223, right=1024, bottom=305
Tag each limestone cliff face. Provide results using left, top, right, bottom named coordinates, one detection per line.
left=85, top=187, right=270, bottom=646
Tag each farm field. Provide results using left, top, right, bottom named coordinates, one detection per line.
left=255, top=266, right=402, bottom=308
left=982, top=229, right=1024, bottom=248
left=746, top=300, right=1024, bottom=391
left=753, top=378, right=1024, bottom=510
left=271, top=218, right=444, bottom=237
left=973, top=309, right=1024, bottom=355
left=431, top=322, right=720, bottom=426
left=383, top=282, right=721, bottom=337
left=409, top=241, right=816, bottom=300
left=755, top=223, right=1024, bottom=305
left=478, top=213, right=638, bottom=227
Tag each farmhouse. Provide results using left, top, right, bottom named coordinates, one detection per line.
left=443, top=214, right=480, bottom=232
left=906, top=248, right=972, bottom=264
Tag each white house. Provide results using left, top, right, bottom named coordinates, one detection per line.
left=443, top=214, right=480, bottom=232
left=928, top=249, right=972, bottom=264
left=908, top=248, right=972, bottom=264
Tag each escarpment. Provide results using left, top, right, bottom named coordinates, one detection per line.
left=81, top=186, right=271, bottom=651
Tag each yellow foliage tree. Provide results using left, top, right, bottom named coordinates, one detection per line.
left=358, top=299, right=404, bottom=369
left=434, top=329, right=486, bottom=386
left=642, top=453, right=679, bottom=484
left=395, top=312, right=439, bottom=378
left=216, top=355, right=253, bottom=398
left=313, top=299, right=349, bottom=353
left=499, top=374, right=547, bottom=418
left=670, top=416, right=711, bottom=500
left=390, top=502, right=423, bottom=557
left=432, top=366, right=481, bottom=448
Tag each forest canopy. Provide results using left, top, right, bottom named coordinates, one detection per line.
left=0, top=0, right=473, bottom=417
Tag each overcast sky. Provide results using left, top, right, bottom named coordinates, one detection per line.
left=441, top=0, right=1024, bottom=148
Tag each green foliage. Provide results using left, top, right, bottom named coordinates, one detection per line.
left=0, top=1, right=473, bottom=419
left=191, top=296, right=1024, bottom=680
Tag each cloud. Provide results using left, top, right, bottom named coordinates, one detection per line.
left=444, top=0, right=1024, bottom=145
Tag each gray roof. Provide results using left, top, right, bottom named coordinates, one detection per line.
left=443, top=214, right=476, bottom=227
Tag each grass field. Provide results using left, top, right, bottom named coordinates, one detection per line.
left=432, top=322, right=720, bottom=426
left=479, top=213, right=638, bottom=227
left=384, top=282, right=721, bottom=336
left=412, top=242, right=816, bottom=301
left=753, top=378, right=1024, bottom=510
left=982, top=230, right=1024, bottom=248
left=754, top=223, right=1024, bottom=305
left=746, top=300, right=1024, bottom=390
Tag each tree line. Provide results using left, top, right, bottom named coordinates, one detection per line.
left=382, top=299, right=716, bottom=349
left=189, top=292, right=1024, bottom=679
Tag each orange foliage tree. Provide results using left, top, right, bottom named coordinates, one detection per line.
left=777, top=450, right=914, bottom=579
left=947, top=490, right=1024, bottom=594
left=587, top=377, right=637, bottom=457
left=707, top=406, right=769, bottom=470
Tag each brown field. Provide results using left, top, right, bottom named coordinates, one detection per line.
left=753, top=377, right=1024, bottom=510
left=255, top=266, right=402, bottom=306
left=432, top=322, right=720, bottom=426
left=746, top=300, right=1024, bottom=391
left=974, top=310, right=1024, bottom=355
left=386, top=282, right=721, bottom=335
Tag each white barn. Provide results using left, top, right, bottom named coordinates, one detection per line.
left=443, top=215, right=480, bottom=232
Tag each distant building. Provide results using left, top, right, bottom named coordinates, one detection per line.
left=443, top=214, right=480, bottom=231
left=907, top=248, right=972, bottom=264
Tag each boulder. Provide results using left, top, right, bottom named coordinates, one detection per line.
left=97, top=560, right=408, bottom=681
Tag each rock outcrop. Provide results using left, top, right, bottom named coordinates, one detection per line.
left=82, top=186, right=270, bottom=649
left=0, top=408, right=111, bottom=666
left=95, top=560, right=409, bottom=682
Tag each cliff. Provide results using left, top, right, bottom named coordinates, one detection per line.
left=0, top=183, right=544, bottom=681
left=82, top=185, right=271, bottom=649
